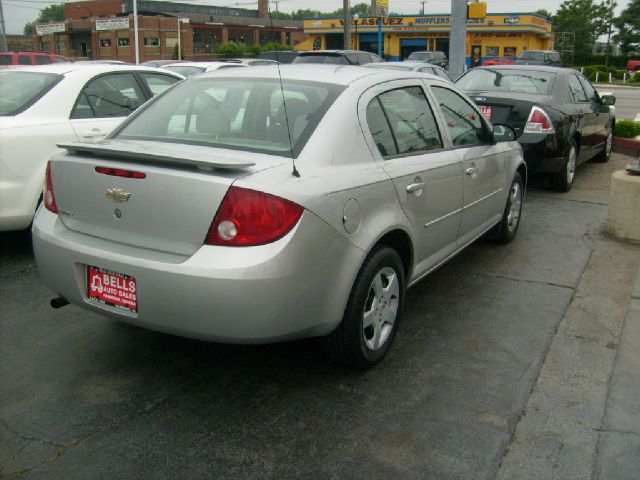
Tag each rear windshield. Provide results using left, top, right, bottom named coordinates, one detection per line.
left=455, top=68, right=556, bottom=95
left=0, top=71, right=62, bottom=116
left=408, top=52, right=432, bottom=61
left=519, top=51, right=545, bottom=61
left=115, top=77, right=344, bottom=157
left=165, top=66, right=206, bottom=77
left=294, top=54, right=348, bottom=65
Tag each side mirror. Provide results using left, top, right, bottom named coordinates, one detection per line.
left=493, top=124, right=517, bottom=142
left=601, top=95, right=616, bottom=106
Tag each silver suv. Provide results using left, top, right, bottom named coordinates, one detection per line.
left=407, top=51, right=448, bottom=68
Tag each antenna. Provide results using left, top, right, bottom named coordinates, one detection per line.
left=267, top=2, right=300, bottom=177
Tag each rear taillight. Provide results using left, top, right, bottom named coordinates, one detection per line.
left=205, top=187, right=303, bottom=246
left=524, top=106, right=555, bottom=134
left=44, top=161, right=58, bottom=213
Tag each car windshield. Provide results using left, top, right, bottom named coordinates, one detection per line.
left=456, top=68, right=556, bottom=95
left=0, top=71, right=62, bottom=116
left=294, top=54, right=347, bottom=65
left=115, top=77, right=344, bottom=157
left=519, top=51, right=545, bottom=61
left=165, top=66, right=206, bottom=77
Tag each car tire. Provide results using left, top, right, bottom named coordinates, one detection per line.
left=490, top=172, right=524, bottom=243
left=550, top=138, right=577, bottom=192
left=593, top=124, right=613, bottom=163
left=322, top=246, right=405, bottom=369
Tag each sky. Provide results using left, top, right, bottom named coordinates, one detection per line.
left=2, top=0, right=632, bottom=35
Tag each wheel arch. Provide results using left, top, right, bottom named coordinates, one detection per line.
left=371, top=228, right=414, bottom=282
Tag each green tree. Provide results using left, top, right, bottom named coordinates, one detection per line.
left=23, top=4, right=65, bottom=35
left=535, top=9, right=554, bottom=19
left=613, top=0, right=640, bottom=55
left=553, top=0, right=610, bottom=64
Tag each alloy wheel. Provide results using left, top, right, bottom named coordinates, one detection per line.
left=362, top=267, right=399, bottom=351
left=507, top=182, right=522, bottom=234
left=566, top=146, right=576, bottom=184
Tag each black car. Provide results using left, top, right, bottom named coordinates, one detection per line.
left=293, top=50, right=383, bottom=66
left=456, top=66, right=615, bottom=191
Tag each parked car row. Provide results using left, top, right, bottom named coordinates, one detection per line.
left=1, top=50, right=615, bottom=369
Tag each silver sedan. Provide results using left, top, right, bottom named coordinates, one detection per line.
left=33, top=65, right=526, bottom=368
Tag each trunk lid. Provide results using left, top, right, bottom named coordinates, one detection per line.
left=51, top=140, right=286, bottom=256
left=466, top=91, right=552, bottom=136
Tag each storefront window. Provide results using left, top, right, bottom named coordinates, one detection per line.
left=193, top=28, right=221, bottom=54
left=56, top=41, right=66, bottom=52
left=118, top=38, right=130, bottom=47
left=485, top=46, right=499, bottom=57
left=259, top=31, right=279, bottom=46
left=504, top=47, right=517, bottom=57
left=286, top=32, right=291, bottom=45
left=99, top=38, right=112, bottom=48
left=144, top=37, right=160, bottom=47
left=228, top=29, right=253, bottom=46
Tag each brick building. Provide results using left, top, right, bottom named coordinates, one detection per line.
left=33, top=0, right=305, bottom=62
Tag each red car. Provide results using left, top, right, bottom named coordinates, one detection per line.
left=482, top=56, right=516, bottom=66
left=0, top=51, right=68, bottom=66
left=628, top=60, right=640, bottom=72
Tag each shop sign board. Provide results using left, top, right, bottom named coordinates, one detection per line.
left=96, top=18, right=131, bottom=31
left=36, top=22, right=66, bottom=35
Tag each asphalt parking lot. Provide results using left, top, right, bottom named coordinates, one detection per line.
left=2, top=154, right=639, bottom=479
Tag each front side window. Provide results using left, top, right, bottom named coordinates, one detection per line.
left=367, top=86, right=443, bottom=157
left=432, top=86, right=487, bottom=147
left=568, top=74, right=587, bottom=103
left=18, top=55, right=31, bottom=65
left=139, top=73, right=180, bottom=96
left=35, top=55, right=52, bottom=65
left=0, top=54, right=11, bottom=65
left=577, top=75, right=599, bottom=102
left=71, top=73, right=145, bottom=119
left=115, top=78, right=343, bottom=158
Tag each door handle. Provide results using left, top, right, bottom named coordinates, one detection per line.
left=465, top=167, right=479, bottom=175
left=81, top=129, right=105, bottom=139
left=406, top=182, right=425, bottom=193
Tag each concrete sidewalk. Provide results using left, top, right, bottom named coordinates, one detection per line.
left=496, top=157, right=640, bottom=480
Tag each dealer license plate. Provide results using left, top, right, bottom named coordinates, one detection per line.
left=87, top=266, right=137, bottom=313
left=479, top=106, right=493, bottom=121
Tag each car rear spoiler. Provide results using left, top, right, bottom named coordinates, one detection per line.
left=57, top=140, right=256, bottom=170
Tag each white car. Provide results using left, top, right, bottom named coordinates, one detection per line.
left=0, top=63, right=183, bottom=231
left=162, top=61, right=249, bottom=77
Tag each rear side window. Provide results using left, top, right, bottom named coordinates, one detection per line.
left=71, top=73, right=146, bottom=119
left=577, top=75, right=599, bottom=102
left=0, top=71, right=62, bottom=116
left=432, top=86, right=487, bottom=147
left=35, top=55, right=52, bottom=65
left=0, top=54, right=11, bottom=65
left=18, top=55, right=31, bottom=65
left=367, top=86, right=443, bottom=157
left=115, top=78, right=344, bottom=158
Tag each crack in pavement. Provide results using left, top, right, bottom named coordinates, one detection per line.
left=4, top=376, right=198, bottom=478
left=479, top=272, right=576, bottom=291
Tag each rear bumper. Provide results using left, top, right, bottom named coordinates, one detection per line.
left=518, top=133, right=564, bottom=174
left=33, top=208, right=365, bottom=343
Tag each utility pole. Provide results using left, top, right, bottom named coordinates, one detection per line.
left=449, top=0, right=467, bottom=79
left=420, top=1, right=427, bottom=15
left=133, top=0, right=140, bottom=64
left=0, top=0, right=8, bottom=52
left=343, top=0, right=351, bottom=50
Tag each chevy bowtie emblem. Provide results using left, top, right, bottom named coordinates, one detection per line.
left=106, top=188, right=131, bottom=202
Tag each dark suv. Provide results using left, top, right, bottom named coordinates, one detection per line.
left=515, top=50, right=562, bottom=67
left=407, top=51, right=448, bottom=68
left=293, top=50, right=383, bottom=66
